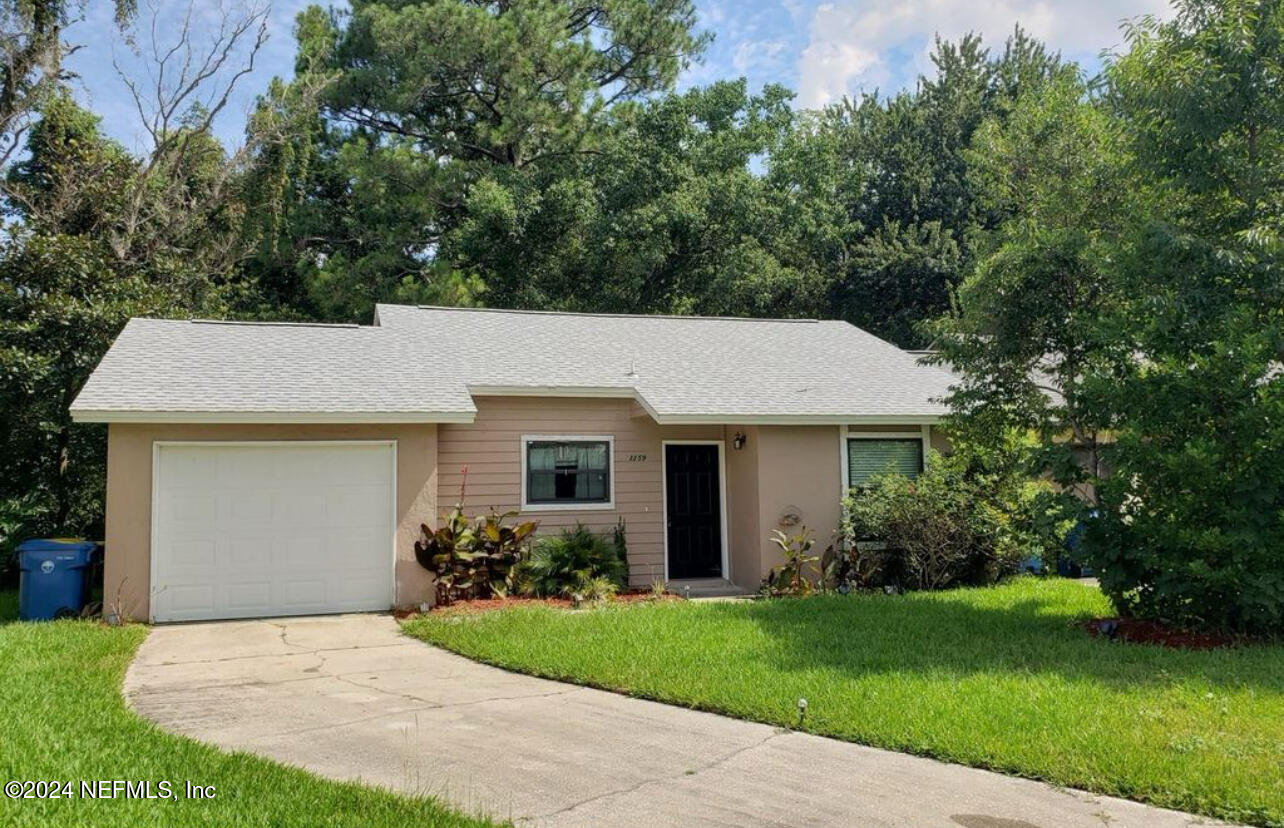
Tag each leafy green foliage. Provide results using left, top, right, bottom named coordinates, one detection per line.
left=260, top=0, right=710, bottom=321
left=798, top=30, right=1066, bottom=345
left=575, top=575, right=620, bottom=605
left=256, top=17, right=1065, bottom=341
left=1084, top=0, right=1284, bottom=633
left=611, top=517, right=629, bottom=586
left=0, top=1, right=135, bottom=160
left=936, top=0, right=1284, bottom=632
left=448, top=81, right=828, bottom=318
left=762, top=527, right=820, bottom=596
left=516, top=524, right=627, bottom=598
left=414, top=505, right=538, bottom=604
left=840, top=449, right=1064, bottom=592
left=0, top=93, right=261, bottom=544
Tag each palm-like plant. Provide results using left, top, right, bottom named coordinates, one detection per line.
left=517, top=524, right=627, bottom=598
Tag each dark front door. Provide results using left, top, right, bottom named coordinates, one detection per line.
left=665, top=443, right=723, bottom=579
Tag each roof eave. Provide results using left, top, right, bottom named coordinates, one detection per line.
left=647, top=413, right=943, bottom=426
left=69, top=409, right=478, bottom=425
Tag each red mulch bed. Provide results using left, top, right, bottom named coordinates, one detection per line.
left=1082, top=617, right=1247, bottom=650
left=394, top=590, right=678, bottom=618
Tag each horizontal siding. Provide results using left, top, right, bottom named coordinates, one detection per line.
left=438, top=397, right=721, bottom=585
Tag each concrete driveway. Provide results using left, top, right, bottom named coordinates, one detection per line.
left=125, top=614, right=1222, bottom=827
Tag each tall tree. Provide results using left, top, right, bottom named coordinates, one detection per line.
left=930, top=71, right=1138, bottom=502
left=790, top=29, right=1063, bottom=346
left=446, top=80, right=828, bottom=317
left=258, top=0, right=710, bottom=321
left=0, top=0, right=134, bottom=164
left=1095, top=0, right=1284, bottom=631
left=937, top=0, right=1284, bottom=633
left=0, top=1, right=285, bottom=548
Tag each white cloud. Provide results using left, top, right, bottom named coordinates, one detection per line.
left=781, top=0, right=808, bottom=24
left=795, top=0, right=1173, bottom=108
left=732, top=39, right=788, bottom=75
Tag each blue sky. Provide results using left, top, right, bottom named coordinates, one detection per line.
left=63, top=0, right=1174, bottom=151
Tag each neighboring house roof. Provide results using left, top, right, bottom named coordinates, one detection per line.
left=70, top=305, right=956, bottom=424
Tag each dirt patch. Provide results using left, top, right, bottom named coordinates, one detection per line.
left=1082, top=617, right=1247, bottom=650
left=399, top=591, right=679, bottom=618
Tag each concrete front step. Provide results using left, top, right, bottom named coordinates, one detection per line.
left=667, top=578, right=753, bottom=599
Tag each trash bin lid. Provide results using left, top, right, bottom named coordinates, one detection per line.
left=16, top=538, right=99, bottom=554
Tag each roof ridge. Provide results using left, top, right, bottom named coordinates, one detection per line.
left=188, top=319, right=364, bottom=330
left=407, top=304, right=819, bottom=324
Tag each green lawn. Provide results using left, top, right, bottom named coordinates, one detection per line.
left=0, top=593, right=499, bottom=827
left=405, top=578, right=1284, bottom=827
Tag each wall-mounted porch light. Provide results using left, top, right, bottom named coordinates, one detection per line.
left=733, top=431, right=747, bottom=450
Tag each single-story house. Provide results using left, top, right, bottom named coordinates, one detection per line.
left=70, top=305, right=955, bottom=622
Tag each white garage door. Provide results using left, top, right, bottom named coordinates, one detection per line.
left=151, top=442, right=395, bottom=623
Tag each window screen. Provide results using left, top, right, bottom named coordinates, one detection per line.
left=847, top=439, right=923, bottom=487
left=525, top=439, right=611, bottom=504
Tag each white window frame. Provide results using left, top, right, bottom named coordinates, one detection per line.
left=838, top=425, right=931, bottom=491
left=520, top=434, right=616, bottom=511
left=661, top=440, right=730, bottom=582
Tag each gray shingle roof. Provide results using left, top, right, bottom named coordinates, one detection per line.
left=71, top=306, right=956, bottom=423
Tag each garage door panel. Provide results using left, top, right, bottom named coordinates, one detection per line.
left=225, top=581, right=272, bottom=610
left=167, top=494, right=218, bottom=526
left=282, top=579, right=326, bottom=607
left=227, top=536, right=273, bottom=568
left=167, top=584, right=216, bottom=615
left=168, top=539, right=216, bottom=567
left=283, top=536, right=321, bottom=566
left=216, top=449, right=275, bottom=487
left=277, top=491, right=327, bottom=524
left=327, top=447, right=394, bottom=481
left=324, top=486, right=390, bottom=526
left=152, top=442, right=395, bottom=623
left=337, top=576, right=390, bottom=605
left=223, top=491, right=272, bottom=524
left=164, top=450, right=219, bottom=488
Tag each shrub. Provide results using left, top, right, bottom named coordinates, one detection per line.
left=517, top=524, right=627, bottom=598
left=762, top=527, right=820, bottom=596
left=413, top=505, right=538, bottom=605
left=838, top=450, right=1062, bottom=592
left=575, top=575, right=619, bottom=605
left=611, top=517, right=629, bottom=586
left=0, top=495, right=50, bottom=589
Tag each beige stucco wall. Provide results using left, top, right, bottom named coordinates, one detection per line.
left=436, top=397, right=724, bottom=586
left=747, top=423, right=950, bottom=585
left=752, top=426, right=844, bottom=583
left=723, top=425, right=761, bottom=590
left=104, top=423, right=438, bottom=621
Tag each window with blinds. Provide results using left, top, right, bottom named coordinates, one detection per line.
left=524, top=438, right=612, bottom=506
left=846, top=438, right=923, bottom=487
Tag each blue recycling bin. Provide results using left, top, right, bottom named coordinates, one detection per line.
left=1058, top=517, right=1096, bottom=578
left=17, top=539, right=98, bottom=621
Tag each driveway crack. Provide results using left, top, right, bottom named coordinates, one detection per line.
left=528, top=727, right=789, bottom=822
left=151, top=641, right=417, bottom=666
left=325, top=661, right=587, bottom=710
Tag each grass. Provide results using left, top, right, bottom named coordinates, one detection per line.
left=404, top=577, right=1284, bottom=827
left=0, top=592, right=499, bottom=827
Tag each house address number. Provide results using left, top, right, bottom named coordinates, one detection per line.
left=627, top=454, right=647, bottom=462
